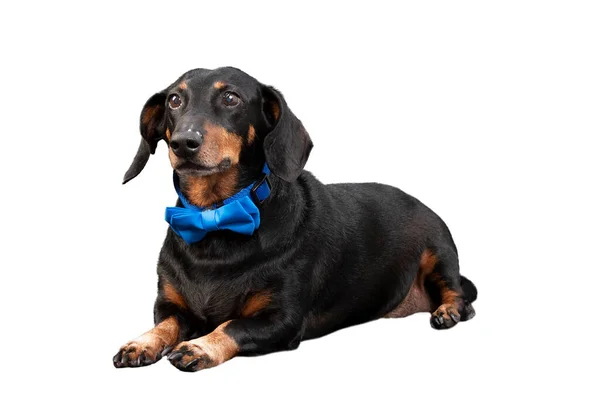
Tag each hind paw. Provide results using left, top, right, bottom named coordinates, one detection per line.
left=461, top=302, right=476, bottom=321
left=430, top=304, right=461, bottom=330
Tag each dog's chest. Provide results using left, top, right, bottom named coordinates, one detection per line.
left=176, top=269, right=248, bottom=326
left=182, top=282, right=239, bottom=322
left=164, top=235, right=266, bottom=326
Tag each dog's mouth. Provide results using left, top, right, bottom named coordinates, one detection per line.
left=175, top=159, right=232, bottom=176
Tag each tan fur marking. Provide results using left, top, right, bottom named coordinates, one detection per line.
left=142, top=105, right=160, bottom=125
left=200, top=121, right=243, bottom=166
left=214, top=81, right=225, bottom=89
left=173, top=122, right=243, bottom=207
left=241, top=291, right=272, bottom=318
left=183, top=168, right=239, bottom=208
left=195, top=320, right=239, bottom=364
left=247, top=124, right=256, bottom=145
left=173, top=320, right=239, bottom=369
left=429, top=271, right=460, bottom=306
left=432, top=303, right=460, bottom=322
left=178, top=81, right=188, bottom=90
left=116, top=317, right=180, bottom=364
left=428, top=263, right=462, bottom=322
left=168, top=147, right=178, bottom=168
left=141, top=104, right=164, bottom=141
left=165, top=127, right=171, bottom=141
left=384, top=249, right=438, bottom=318
left=419, top=249, right=438, bottom=280
left=163, top=281, right=187, bottom=309
left=148, top=316, right=180, bottom=346
left=272, top=102, right=280, bottom=120
left=441, top=289, right=461, bottom=305
left=168, top=123, right=242, bottom=169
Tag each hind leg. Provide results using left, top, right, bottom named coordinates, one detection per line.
left=425, top=247, right=473, bottom=330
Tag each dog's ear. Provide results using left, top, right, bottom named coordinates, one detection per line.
left=122, top=92, right=167, bottom=184
left=261, top=86, right=313, bottom=182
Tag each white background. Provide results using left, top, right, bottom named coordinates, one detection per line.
left=1, top=1, right=598, bottom=401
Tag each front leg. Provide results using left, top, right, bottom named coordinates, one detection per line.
left=113, top=276, right=197, bottom=368
left=168, top=309, right=303, bottom=372
left=113, top=317, right=180, bottom=368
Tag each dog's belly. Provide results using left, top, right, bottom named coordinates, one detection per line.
left=301, top=265, right=417, bottom=339
left=384, top=281, right=433, bottom=318
left=303, top=279, right=432, bottom=339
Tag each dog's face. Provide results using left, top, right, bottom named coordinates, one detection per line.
left=123, top=67, right=313, bottom=189
left=162, top=68, right=269, bottom=176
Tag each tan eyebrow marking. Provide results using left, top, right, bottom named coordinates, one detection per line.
left=213, top=81, right=226, bottom=89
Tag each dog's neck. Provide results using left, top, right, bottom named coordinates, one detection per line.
left=178, top=168, right=241, bottom=208
left=178, top=165, right=263, bottom=208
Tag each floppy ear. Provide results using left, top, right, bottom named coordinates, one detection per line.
left=262, top=86, right=313, bottom=182
left=122, top=92, right=167, bottom=184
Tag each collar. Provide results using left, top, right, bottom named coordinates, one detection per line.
left=165, top=164, right=272, bottom=244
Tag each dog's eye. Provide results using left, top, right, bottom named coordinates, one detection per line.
left=222, top=92, right=240, bottom=107
left=168, top=94, right=182, bottom=110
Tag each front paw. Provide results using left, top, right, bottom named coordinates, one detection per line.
left=113, top=339, right=170, bottom=368
left=168, top=341, right=215, bottom=372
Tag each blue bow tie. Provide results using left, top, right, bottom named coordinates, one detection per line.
left=165, top=164, right=271, bottom=244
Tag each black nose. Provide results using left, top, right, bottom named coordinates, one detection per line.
left=170, top=131, right=202, bottom=158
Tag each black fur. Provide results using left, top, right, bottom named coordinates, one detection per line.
left=123, top=92, right=167, bottom=184
left=114, top=67, right=477, bottom=370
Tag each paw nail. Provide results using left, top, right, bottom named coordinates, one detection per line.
left=185, top=358, right=199, bottom=370
left=168, top=352, right=183, bottom=361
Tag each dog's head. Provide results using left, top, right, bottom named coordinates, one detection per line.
left=123, top=67, right=313, bottom=205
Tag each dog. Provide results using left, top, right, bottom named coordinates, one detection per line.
left=113, top=67, right=477, bottom=372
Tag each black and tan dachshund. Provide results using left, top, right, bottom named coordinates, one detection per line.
left=113, top=67, right=477, bottom=372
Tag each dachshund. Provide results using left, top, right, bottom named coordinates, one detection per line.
left=113, top=67, right=477, bottom=372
